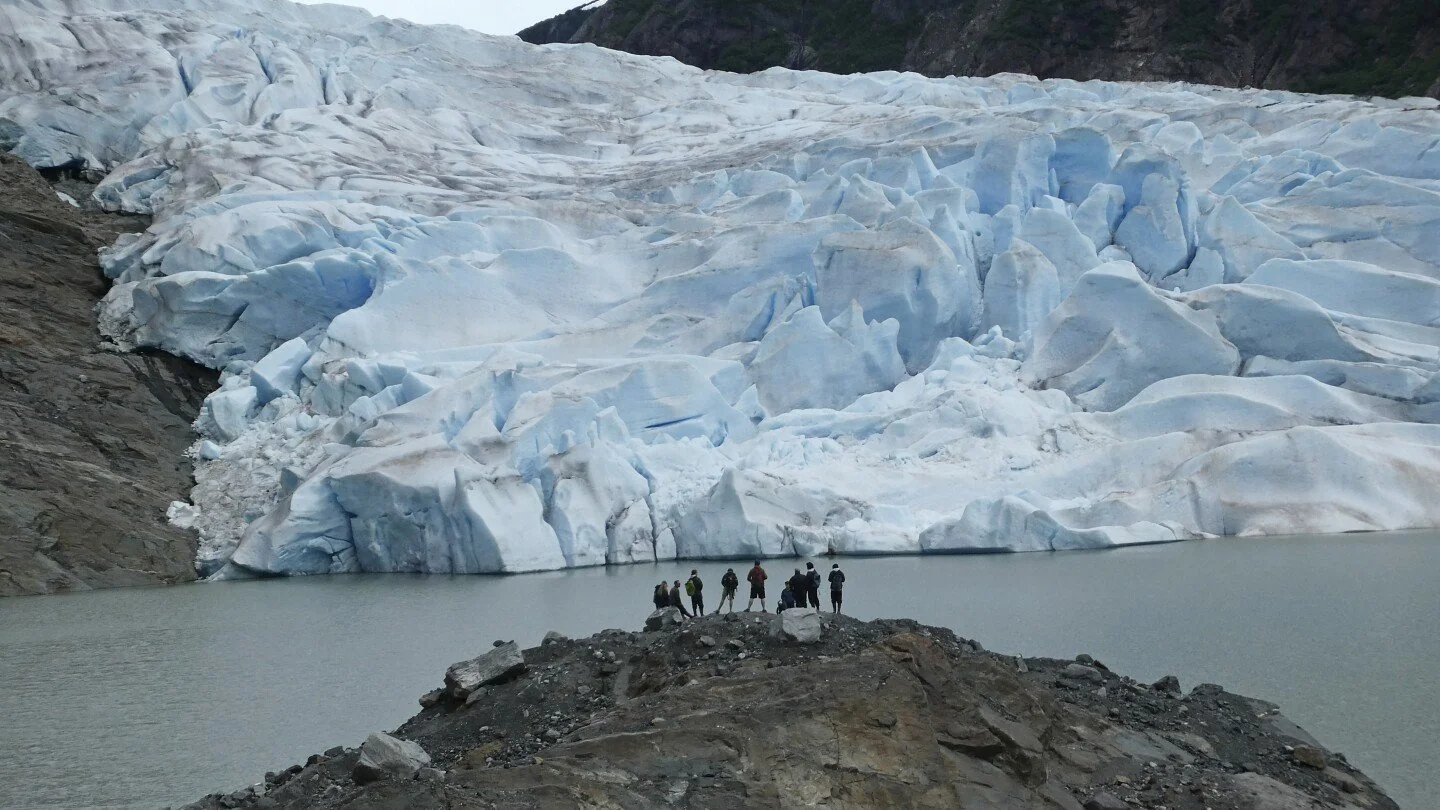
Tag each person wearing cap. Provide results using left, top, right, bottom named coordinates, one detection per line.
left=828, top=563, right=846, bottom=614
left=685, top=569, right=705, bottom=616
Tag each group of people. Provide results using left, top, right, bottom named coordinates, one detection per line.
left=651, top=560, right=847, bottom=617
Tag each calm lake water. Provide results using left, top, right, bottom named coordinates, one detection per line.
left=1, top=532, right=1436, bottom=809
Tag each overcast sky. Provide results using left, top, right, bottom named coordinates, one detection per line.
left=297, top=0, right=591, bottom=36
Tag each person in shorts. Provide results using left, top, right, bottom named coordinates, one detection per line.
left=745, top=560, right=768, bottom=612
left=716, top=567, right=739, bottom=614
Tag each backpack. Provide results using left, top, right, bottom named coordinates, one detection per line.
left=684, top=579, right=696, bottom=596
left=808, top=569, right=821, bottom=587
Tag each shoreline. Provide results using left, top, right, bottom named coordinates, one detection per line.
left=180, top=611, right=1398, bottom=810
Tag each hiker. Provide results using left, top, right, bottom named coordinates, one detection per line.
left=686, top=569, right=705, bottom=615
left=804, top=561, right=822, bottom=609
left=745, top=560, right=768, bottom=612
left=668, top=579, right=692, bottom=617
left=828, top=563, right=846, bottom=614
left=653, top=581, right=669, bottom=610
left=787, top=568, right=808, bottom=609
left=716, top=567, right=739, bottom=614
left=778, top=584, right=797, bottom=612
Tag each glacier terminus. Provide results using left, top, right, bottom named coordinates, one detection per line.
left=3, top=0, right=1439, bottom=579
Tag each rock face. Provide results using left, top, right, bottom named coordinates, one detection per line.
left=521, top=0, right=1440, bottom=99
left=443, top=642, right=526, bottom=699
left=0, top=153, right=215, bottom=596
left=181, top=614, right=1398, bottom=810
left=351, top=732, right=430, bottom=784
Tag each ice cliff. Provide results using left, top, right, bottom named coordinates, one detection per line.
left=3, top=0, right=1439, bottom=577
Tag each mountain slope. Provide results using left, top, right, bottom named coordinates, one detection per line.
left=520, top=0, right=1440, bottom=99
left=0, top=154, right=214, bottom=596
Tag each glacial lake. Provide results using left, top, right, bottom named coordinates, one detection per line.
left=1, top=532, right=1436, bottom=809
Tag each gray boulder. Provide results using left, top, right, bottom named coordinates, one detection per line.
left=352, top=732, right=431, bottom=784
left=1060, top=663, right=1104, bottom=684
left=444, top=642, right=526, bottom=699
left=644, top=607, right=684, bottom=631
left=772, top=608, right=822, bottom=643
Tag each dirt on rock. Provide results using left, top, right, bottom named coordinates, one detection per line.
left=0, top=152, right=215, bottom=597
left=183, top=611, right=1398, bottom=809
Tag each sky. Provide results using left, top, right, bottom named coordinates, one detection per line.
left=297, top=0, right=592, bottom=36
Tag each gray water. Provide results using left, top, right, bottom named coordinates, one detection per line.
left=1, top=533, right=1436, bottom=809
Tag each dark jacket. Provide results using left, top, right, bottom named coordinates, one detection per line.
left=788, top=571, right=808, bottom=596
left=779, top=587, right=796, bottom=609
left=721, top=571, right=739, bottom=591
left=807, top=568, right=822, bottom=590
left=653, top=586, right=668, bottom=608
left=668, top=588, right=685, bottom=609
left=687, top=575, right=703, bottom=594
left=829, top=569, right=846, bottom=590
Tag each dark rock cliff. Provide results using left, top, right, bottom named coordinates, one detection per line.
left=521, top=0, right=1440, bottom=99
left=0, top=153, right=214, bottom=597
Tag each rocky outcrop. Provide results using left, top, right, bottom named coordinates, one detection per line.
left=0, top=153, right=215, bottom=596
left=183, top=614, right=1398, bottom=809
left=521, top=0, right=1440, bottom=99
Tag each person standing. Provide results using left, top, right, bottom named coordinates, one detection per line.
left=828, top=563, right=846, bottom=614
left=787, top=568, right=808, bottom=609
left=686, top=569, right=705, bottom=616
left=653, top=581, right=669, bottom=610
left=668, top=579, right=692, bottom=617
left=745, top=560, right=768, bottom=612
left=804, top=561, right=822, bottom=609
left=716, top=567, right=739, bottom=614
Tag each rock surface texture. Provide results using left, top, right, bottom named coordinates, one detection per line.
left=2, top=0, right=1440, bottom=580
left=181, top=614, right=1399, bottom=809
left=0, top=153, right=214, bottom=596
left=522, top=0, right=1440, bottom=99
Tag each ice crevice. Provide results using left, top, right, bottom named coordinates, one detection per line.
left=3, top=0, right=1440, bottom=578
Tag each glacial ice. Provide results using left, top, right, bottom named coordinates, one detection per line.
left=4, top=0, right=1440, bottom=578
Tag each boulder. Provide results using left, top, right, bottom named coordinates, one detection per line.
left=1060, top=663, right=1104, bottom=684
left=773, top=608, right=822, bottom=643
left=352, top=732, right=431, bottom=784
left=444, top=642, right=526, bottom=699
left=1291, top=745, right=1327, bottom=769
left=1152, top=674, right=1182, bottom=695
left=644, top=607, right=684, bottom=631
left=541, top=631, right=568, bottom=645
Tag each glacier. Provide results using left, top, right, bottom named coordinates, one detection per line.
left=3, top=0, right=1440, bottom=578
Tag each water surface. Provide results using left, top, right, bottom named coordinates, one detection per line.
left=1, top=532, right=1435, bottom=808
